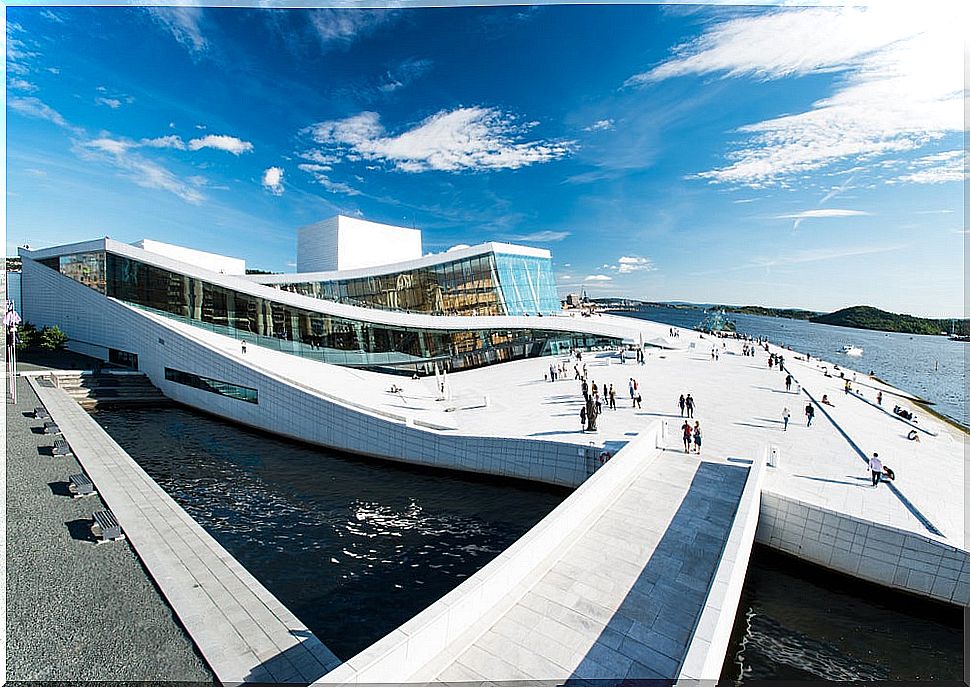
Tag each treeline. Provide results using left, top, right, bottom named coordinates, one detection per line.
left=810, top=306, right=969, bottom=336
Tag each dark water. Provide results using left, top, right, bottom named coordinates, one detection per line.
left=91, top=406, right=567, bottom=660
left=722, top=547, right=963, bottom=682
left=617, top=306, right=967, bottom=426
left=92, top=406, right=964, bottom=680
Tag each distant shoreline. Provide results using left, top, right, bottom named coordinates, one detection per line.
left=596, top=300, right=967, bottom=337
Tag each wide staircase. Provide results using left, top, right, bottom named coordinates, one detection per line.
left=51, top=371, right=171, bottom=410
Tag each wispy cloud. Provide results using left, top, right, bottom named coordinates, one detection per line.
left=261, top=166, right=284, bottom=196
left=309, top=8, right=397, bottom=50
left=584, top=119, right=615, bottom=132
left=507, top=230, right=571, bottom=243
left=146, top=6, right=207, bottom=55
left=379, top=58, right=433, bottom=93
left=8, top=77, right=37, bottom=92
left=750, top=244, right=906, bottom=269
left=8, top=96, right=81, bottom=134
left=584, top=274, right=613, bottom=282
left=633, top=5, right=964, bottom=188
left=305, top=107, right=573, bottom=173
left=76, top=139, right=206, bottom=204
left=892, top=149, right=966, bottom=185
left=775, top=209, right=871, bottom=220
left=297, top=163, right=361, bottom=195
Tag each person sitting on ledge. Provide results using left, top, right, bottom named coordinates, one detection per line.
left=882, top=465, right=896, bottom=481
left=388, top=384, right=403, bottom=394
left=821, top=394, right=833, bottom=406
left=907, top=429, right=920, bottom=442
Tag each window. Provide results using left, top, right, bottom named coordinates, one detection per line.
left=164, top=367, right=258, bottom=404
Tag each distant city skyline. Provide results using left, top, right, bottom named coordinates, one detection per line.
left=6, top=2, right=965, bottom=317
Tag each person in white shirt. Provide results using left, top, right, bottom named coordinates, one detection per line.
left=870, top=452, right=883, bottom=486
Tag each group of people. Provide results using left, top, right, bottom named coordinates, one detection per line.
left=667, top=327, right=681, bottom=338
left=678, top=393, right=696, bottom=417
left=768, top=352, right=785, bottom=371
left=681, top=419, right=703, bottom=453
left=628, top=378, right=643, bottom=409
left=740, top=343, right=758, bottom=357
left=546, top=360, right=571, bottom=381
left=893, top=405, right=917, bottom=422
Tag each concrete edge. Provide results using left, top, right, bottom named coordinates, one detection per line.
left=676, top=448, right=768, bottom=681
left=313, top=422, right=664, bottom=685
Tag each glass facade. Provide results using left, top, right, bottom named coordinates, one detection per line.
left=39, top=251, right=618, bottom=372
left=39, top=252, right=106, bottom=293
left=270, top=250, right=560, bottom=317
left=165, top=367, right=258, bottom=403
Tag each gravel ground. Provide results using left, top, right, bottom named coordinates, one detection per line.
left=5, top=377, right=214, bottom=681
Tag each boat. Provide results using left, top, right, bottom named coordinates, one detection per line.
left=949, top=334, right=970, bottom=342
left=840, top=344, right=864, bottom=357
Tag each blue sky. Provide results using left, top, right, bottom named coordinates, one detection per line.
left=6, top=2, right=965, bottom=316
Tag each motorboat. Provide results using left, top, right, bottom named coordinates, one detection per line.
left=840, top=344, right=864, bottom=356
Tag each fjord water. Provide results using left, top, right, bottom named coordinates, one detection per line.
left=92, top=405, right=962, bottom=680
left=92, top=407, right=567, bottom=660
left=618, top=306, right=967, bottom=426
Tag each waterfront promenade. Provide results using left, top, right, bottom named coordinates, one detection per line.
left=27, top=377, right=342, bottom=683
left=5, top=377, right=211, bottom=681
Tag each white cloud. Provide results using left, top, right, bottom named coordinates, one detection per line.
left=509, top=230, right=571, bottom=243
left=616, top=255, right=657, bottom=273
left=584, top=274, right=613, bottom=282
left=262, top=166, right=284, bottom=196
left=141, top=135, right=187, bottom=150
left=775, top=209, right=871, bottom=220
left=584, top=119, right=615, bottom=132
left=634, top=5, right=965, bottom=187
left=147, top=7, right=207, bottom=54
left=96, top=97, right=122, bottom=109
left=306, top=107, right=573, bottom=173
left=187, top=134, right=254, bottom=155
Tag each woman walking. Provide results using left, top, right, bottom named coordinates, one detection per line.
left=693, top=421, right=702, bottom=454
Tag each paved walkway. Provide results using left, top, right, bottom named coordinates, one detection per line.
left=5, top=378, right=212, bottom=681
left=318, top=444, right=760, bottom=683
left=29, top=378, right=342, bottom=684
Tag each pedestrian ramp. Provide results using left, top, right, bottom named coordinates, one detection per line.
left=315, top=427, right=766, bottom=683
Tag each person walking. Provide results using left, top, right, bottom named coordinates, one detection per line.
left=629, top=378, right=635, bottom=402
left=609, top=384, right=616, bottom=410
left=877, top=391, right=883, bottom=405
left=581, top=380, right=589, bottom=402
left=580, top=406, right=587, bottom=432
left=693, top=421, right=702, bottom=454
left=782, top=407, right=790, bottom=431
left=785, top=374, right=792, bottom=392
left=870, top=452, right=883, bottom=486
left=635, top=392, right=642, bottom=409
left=805, top=403, right=814, bottom=427
left=685, top=394, right=695, bottom=418
left=682, top=420, right=692, bottom=453
left=679, top=394, right=686, bottom=416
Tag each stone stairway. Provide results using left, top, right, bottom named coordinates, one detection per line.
left=51, top=371, right=172, bottom=410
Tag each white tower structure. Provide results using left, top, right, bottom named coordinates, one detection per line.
left=297, top=216, right=422, bottom=273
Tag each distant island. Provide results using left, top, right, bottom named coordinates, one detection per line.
left=591, top=298, right=968, bottom=336
left=810, top=306, right=968, bottom=336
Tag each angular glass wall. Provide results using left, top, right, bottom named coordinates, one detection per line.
left=272, top=253, right=506, bottom=317
left=493, top=253, right=560, bottom=316
left=32, top=252, right=615, bottom=371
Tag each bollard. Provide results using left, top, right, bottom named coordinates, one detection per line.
left=768, top=446, right=779, bottom=468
